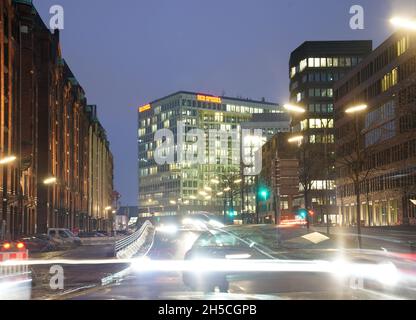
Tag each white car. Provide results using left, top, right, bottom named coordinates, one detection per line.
left=47, top=228, right=82, bottom=247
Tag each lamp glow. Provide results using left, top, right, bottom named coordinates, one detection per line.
left=288, top=135, right=304, bottom=143
left=0, top=156, right=17, bottom=165
left=284, top=104, right=306, bottom=114
left=390, top=16, right=416, bottom=31
left=43, top=177, right=57, bottom=185
left=345, top=104, right=368, bottom=114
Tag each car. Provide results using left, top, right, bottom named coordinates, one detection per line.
left=47, top=228, right=82, bottom=247
left=183, top=228, right=267, bottom=293
left=1, top=240, right=27, bottom=253
left=17, top=235, right=58, bottom=253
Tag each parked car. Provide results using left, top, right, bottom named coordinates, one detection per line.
left=47, top=228, right=82, bottom=247
left=18, top=235, right=58, bottom=253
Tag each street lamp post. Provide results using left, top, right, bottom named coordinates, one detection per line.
left=345, top=104, right=368, bottom=249
left=44, top=177, right=57, bottom=230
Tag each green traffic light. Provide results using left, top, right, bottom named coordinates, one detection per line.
left=258, top=186, right=270, bottom=201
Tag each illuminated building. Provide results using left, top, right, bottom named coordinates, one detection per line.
left=335, top=31, right=416, bottom=226
left=0, top=0, right=21, bottom=240
left=138, top=91, right=285, bottom=219
left=87, top=105, right=114, bottom=231
left=0, top=0, right=114, bottom=238
left=289, top=41, right=372, bottom=223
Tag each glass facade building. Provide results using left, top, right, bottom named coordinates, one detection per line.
left=138, top=91, right=285, bottom=219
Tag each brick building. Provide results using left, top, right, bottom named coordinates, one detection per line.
left=0, top=0, right=114, bottom=239
left=258, top=133, right=300, bottom=224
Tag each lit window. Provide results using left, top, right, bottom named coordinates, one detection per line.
left=327, top=58, right=333, bottom=67
left=397, top=36, right=410, bottom=56
left=291, top=67, right=296, bottom=78
left=381, top=68, right=398, bottom=92
left=300, top=59, right=307, bottom=72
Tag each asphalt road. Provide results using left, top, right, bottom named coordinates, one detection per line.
left=63, top=227, right=416, bottom=300
left=29, top=244, right=128, bottom=300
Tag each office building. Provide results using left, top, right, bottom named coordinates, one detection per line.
left=334, top=31, right=416, bottom=226
left=138, top=91, right=285, bottom=219
left=289, top=40, right=373, bottom=223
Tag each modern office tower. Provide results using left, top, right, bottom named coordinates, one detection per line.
left=138, top=91, right=285, bottom=219
left=334, top=31, right=416, bottom=226
left=289, top=41, right=372, bottom=223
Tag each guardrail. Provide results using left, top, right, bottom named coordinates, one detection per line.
left=114, top=221, right=154, bottom=259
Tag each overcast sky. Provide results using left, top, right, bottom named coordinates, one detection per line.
left=33, top=0, right=416, bottom=205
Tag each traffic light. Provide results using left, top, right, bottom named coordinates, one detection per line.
left=297, top=208, right=308, bottom=220
left=258, top=186, right=270, bottom=201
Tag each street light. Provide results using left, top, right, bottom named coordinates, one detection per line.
left=345, top=103, right=369, bottom=249
left=198, top=190, right=208, bottom=197
left=390, top=16, right=416, bottom=31
left=169, top=200, right=177, bottom=205
left=345, top=104, right=368, bottom=114
left=284, top=104, right=306, bottom=114
left=410, top=200, right=416, bottom=206
left=0, top=156, right=17, bottom=165
left=43, top=177, right=57, bottom=185
left=288, top=135, right=304, bottom=144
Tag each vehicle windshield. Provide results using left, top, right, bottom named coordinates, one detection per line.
left=1, top=0, right=416, bottom=305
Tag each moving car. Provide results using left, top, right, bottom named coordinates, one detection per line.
left=182, top=225, right=416, bottom=297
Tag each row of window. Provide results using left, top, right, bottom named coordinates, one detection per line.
left=338, top=167, right=416, bottom=198
left=290, top=56, right=363, bottom=78
left=300, top=118, right=334, bottom=131
left=308, top=88, right=334, bottom=98
left=310, top=134, right=335, bottom=144
left=308, top=103, right=334, bottom=114
left=365, top=100, right=395, bottom=129
left=335, top=36, right=412, bottom=100
left=365, top=121, right=396, bottom=147
left=296, top=88, right=334, bottom=102
left=338, top=138, right=416, bottom=178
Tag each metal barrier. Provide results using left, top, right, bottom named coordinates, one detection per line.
left=114, top=221, right=153, bottom=259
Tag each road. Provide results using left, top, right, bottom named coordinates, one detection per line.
left=29, top=244, right=128, bottom=300
left=311, top=226, right=416, bottom=252
left=61, top=225, right=416, bottom=300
